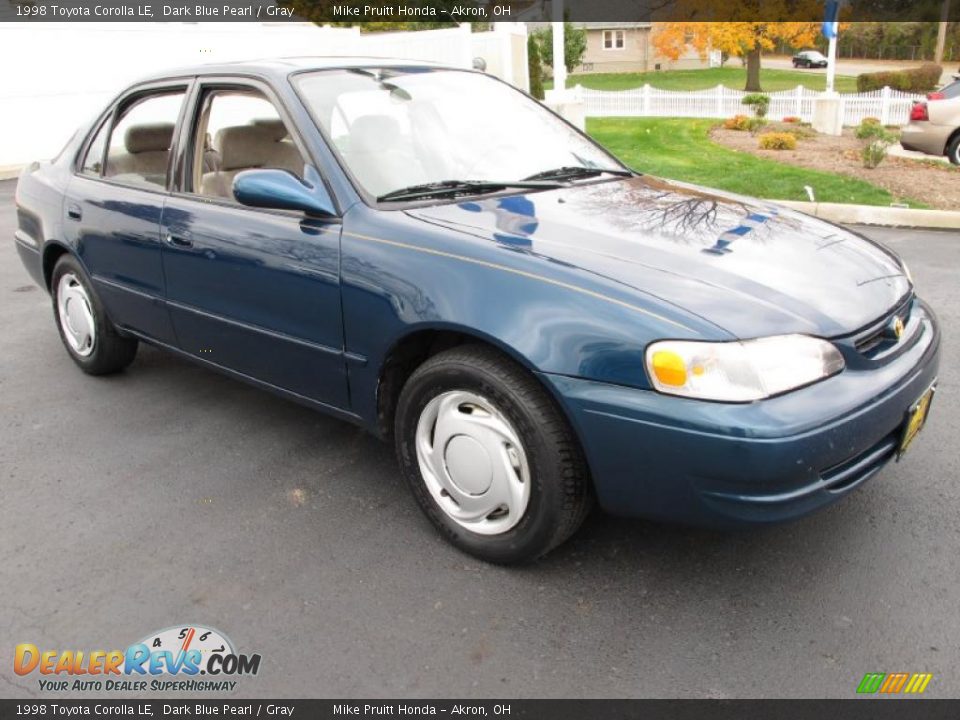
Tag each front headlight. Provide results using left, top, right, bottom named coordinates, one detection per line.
left=645, top=335, right=845, bottom=402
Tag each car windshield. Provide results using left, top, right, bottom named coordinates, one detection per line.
left=293, top=67, right=626, bottom=200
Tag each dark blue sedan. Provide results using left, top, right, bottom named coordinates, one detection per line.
left=14, top=58, right=939, bottom=563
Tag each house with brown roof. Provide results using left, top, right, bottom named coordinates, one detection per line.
left=526, top=20, right=713, bottom=74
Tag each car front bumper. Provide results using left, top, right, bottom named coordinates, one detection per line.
left=542, top=299, right=941, bottom=526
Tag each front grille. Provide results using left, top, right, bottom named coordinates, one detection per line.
left=854, top=297, right=913, bottom=358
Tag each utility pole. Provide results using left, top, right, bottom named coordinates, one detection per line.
left=934, top=0, right=950, bottom=65
left=552, top=0, right=566, bottom=94
left=823, top=1, right=840, bottom=94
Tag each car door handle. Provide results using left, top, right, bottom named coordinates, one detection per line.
left=67, top=204, right=82, bottom=221
left=165, top=232, right=193, bottom=248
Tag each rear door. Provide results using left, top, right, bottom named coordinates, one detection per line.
left=64, top=84, right=189, bottom=344
left=159, top=78, right=348, bottom=409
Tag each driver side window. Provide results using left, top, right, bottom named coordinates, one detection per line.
left=189, top=89, right=308, bottom=202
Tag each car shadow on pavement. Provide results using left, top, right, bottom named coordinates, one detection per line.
left=125, top=344, right=878, bottom=591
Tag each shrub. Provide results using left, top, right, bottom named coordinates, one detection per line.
left=856, top=63, right=943, bottom=93
left=855, top=118, right=888, bottom=140
left=723, top=114, right=751, bottom=130
left=527, top=35, right=544, bottom=100
left=782, top=116, right=801, bottom=123
left=857, top=124, right=896, bottom=168
left=861, top=139, right=892, bottom=168
left=758, top=132, right=798, bottom=150
left=533, top=22, right=587, bottom=74
left=747, top=117, right=769, bottom=134
left=781, top=124, right=817, bottom=140
left=742, top=93, right=771, bottom=118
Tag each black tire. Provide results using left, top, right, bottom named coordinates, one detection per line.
left=947, top=134, right=960, bottom=166
left=51, top=254, right=138, bottom=375
left=394, top=345, right=592, bottom=564
left=793, top=60, right=800, bottom=68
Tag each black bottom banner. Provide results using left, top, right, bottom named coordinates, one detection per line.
left=2, top=700, right=960, bottom=720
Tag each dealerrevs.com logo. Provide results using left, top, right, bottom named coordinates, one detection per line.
left=15, top=625, right=261, bottom=693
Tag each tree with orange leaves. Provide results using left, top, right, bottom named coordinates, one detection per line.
left=654, top=22, right=823, bottom=92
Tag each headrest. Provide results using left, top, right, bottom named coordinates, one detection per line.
left=124, top=123, right=174, bottom=154
left=252, top=118, right=289, bottom=142
left=349, top=115, right=400, bottom=155
left=215, top=125, right=277, bottom=171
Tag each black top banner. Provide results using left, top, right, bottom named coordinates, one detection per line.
left=2, top=0, right=958, bottom=23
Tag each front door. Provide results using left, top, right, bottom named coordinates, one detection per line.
left=159, top=83, right=348, bottom=409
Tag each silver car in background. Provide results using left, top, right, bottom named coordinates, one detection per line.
left=900, top=79, right=960, bottom=165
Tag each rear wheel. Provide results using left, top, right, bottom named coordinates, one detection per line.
left=947, top=134, right=960, bottom=165
left=394, top=345, right=592, bottom=564
left=51, top=254, right=138, bottom=375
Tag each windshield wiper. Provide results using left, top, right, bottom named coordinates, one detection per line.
left=377, top=179, right=563, bottom=203
left=523, top=166, right=633, bottom=182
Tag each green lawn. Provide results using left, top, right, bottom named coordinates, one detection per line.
left=587, top=117, right=922, bottom=207
left=547, top=67, right=859, bottom=93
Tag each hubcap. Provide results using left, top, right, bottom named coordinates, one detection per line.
left=415, top=390, right=531, bottom=535
left=56, top=273, right=96, bottom=357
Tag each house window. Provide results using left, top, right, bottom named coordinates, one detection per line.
left=603, top=30, right=625, bottom=50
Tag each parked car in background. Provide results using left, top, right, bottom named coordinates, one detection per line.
left=13, top=58, right=940, bottom=563
left=926, top=78, right=960, bottom=101
left=901, top=87, right=960, bottom=165
left=793, top=50, right=829, bottom=68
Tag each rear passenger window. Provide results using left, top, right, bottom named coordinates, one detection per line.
left=189, top=89, right=307, bottom=200
left=104, top=90, right=185, bottom=189
left=80, top=118, right=110, bottom=176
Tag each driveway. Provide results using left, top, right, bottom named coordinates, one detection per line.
left=2, top=178, right=958, bottom=699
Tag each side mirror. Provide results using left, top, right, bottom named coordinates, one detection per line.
left=233, top=166, right=335, bottom=217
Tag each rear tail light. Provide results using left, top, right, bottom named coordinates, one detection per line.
left=927, top=92, right=945, bottom=100
left=910, top=103, right=929, bottom=121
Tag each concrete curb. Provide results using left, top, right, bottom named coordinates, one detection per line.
left=770, top=200, right=960, bottom=230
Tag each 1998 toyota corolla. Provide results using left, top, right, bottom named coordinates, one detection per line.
left=14, top=58, right=939, bottom=563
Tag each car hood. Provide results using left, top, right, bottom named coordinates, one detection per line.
left=405, top=175, right=910, bottom=338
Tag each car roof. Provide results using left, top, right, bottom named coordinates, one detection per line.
left=133, top=56, right=451, bottom=84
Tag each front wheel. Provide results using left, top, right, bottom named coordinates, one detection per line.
left=394, top=345, right=592, bottom=564
left=51, top=254, right=138, bottom=375
left=947, top=135, right=960, bottom=166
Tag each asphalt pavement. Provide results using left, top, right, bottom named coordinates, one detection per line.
left=2, top=178, right=958, bottom=699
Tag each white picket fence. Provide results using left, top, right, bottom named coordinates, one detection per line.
left=575, top=84, right=924, bottom=127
